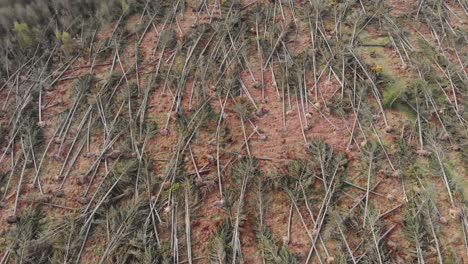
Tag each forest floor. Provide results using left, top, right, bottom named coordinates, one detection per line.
left=0, top=0, right=467, bottom=263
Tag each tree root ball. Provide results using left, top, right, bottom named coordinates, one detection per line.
left=417, top=149, right=431, bottom=157
left=194, top=177, right=204, bottom=187
left=258, top=133, right=268, bottom=141
left=53, top=189, right=65, bottom=198
left=212, top=199, right=225, bottom=209
left=449, top=208, right=462, bottom=219
left=76, top=197, right=90, bottom=205
left=160, top=128, right=169, bottom=136
left=206, top=154, right=216, bottom=164
left=452, top=144, right=461, bottom=151
left=36, top=194, right=51, bottom=203
left=53, top=175, right=64, bottom=182
left=384, top=125, right=394, bottom=133
left=439, top=132, right=450, bottom=141
left=52, top=154, right=63, bottom=161
left=169, top=111, right=177, bottom=120
left=360, top=140, right=368, bottom=147
left=255, top=105, right=268, bottom=117
left=76, top=174, right=88, bottom=185
left=162, top=181, right=171, bottom=190
left=37, top=121, right=47, bottom=128
left=439, top=216, right=448, bottom=225
left=1, top=147, right=8, bottom=154
left=382, top=168, right=393, bottom=177
left=392, top=169, right=402, bottom=178
left=6, top=215, right=19, bottom=224
left=105, top=150, right=121, bottom=160
left=310, top=228, right=319, bottom=236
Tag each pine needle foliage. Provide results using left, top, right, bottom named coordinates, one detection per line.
left=208, top=221, right=233, bottom=264
left=256, top=228, right=298, bottom=264
left=6, top=206, right=53, bottom=264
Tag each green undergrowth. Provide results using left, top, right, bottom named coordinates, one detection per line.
left=393, top=102, right=416, bottom=120
left=382, top=78, right=407, bottom=108
left=358, top=31, right=419, bottom=121
left=444, top=162, right=468, bottom=204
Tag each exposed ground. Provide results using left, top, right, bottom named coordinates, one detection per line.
left=0, top=0, right=467, bottom=263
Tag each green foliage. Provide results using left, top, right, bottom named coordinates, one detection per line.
left=120, top=0, right=129, bottom=14
left=169, top=182, right=181, bottom=193
left=0, top=123, right=7, bottom=147
left=160, top=28, right=177, bottom=50
left=96, top=199, right=165, bottom=263
left=13, top=21, right=34, bottom=47
left=445, top=162, right=468, bottom=204
left=97, top=158, right=146, bottom=204
left=402, top=189, right=442, bottom=262
left=55, top=30, right=75, bottom=53
left=444, top=247, right=463, bottom=264
left=383, top=79, right=407, bottom=108
left=395, top=138, right=414, bottom=168
left=256, top=228, right=298, bottom=263
left=221, top=0, right=241, bottom=10
left=0, top=172, right=7, bottom=198
left=15, top=94, right=44, bottom=147
left=403, top=208, right=425, bottom=251
left=208, top=221, right=233, bottom=263
left=232, top=157, right=259, bottom=187
left=0, top=1, right=466, bottom=262
left=73, top=73, right=95, bottom=95
left=307, top=138, right=348, bottom=182
left=7, top=207, right=53, bottom=263
left=232, top=98, right=253, bottom=120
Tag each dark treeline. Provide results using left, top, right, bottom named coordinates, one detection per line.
left=0, top=0, right=162, bottom=79
left=0, top=0, right=124, bottom=37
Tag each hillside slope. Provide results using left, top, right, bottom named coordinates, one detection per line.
left=0, top=0, right=467, bottom=263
